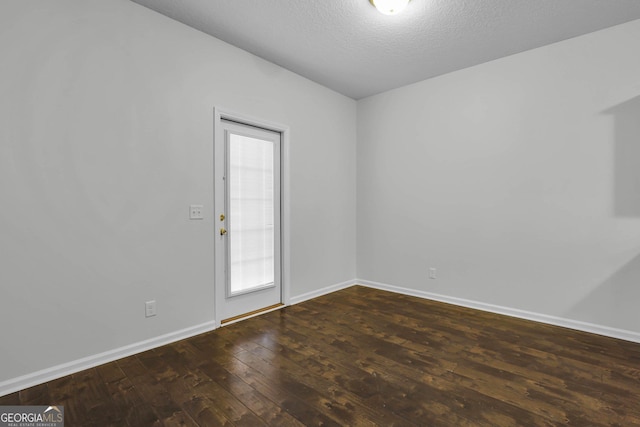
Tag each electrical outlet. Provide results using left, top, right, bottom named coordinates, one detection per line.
left=145, top=300, right=157, bottom=318
left=189, top=205, right=204, bottom=220
left=429, top=268, right=437, bottom=279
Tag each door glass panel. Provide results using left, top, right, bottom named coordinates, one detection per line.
left=229, top=133, right=275, bottom=295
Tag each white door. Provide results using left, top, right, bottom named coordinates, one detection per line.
left=214, top=119, right=282, bottom=324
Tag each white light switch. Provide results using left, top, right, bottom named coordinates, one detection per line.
left=189, top=205, right=204, bottom=220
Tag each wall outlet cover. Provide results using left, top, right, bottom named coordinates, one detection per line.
left=145, top=300, right=157, bottom=317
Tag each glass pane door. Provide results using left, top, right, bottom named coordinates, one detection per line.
left=215, top=116, right=282, bottom=324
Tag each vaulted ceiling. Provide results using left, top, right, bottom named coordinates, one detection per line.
left=131, top=0, right=640, bottom=99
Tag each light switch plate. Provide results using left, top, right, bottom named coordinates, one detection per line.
left=189, top=205, right=204, bottom=220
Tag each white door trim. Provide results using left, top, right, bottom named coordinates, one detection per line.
left=213, top=107, right=291, bottom=327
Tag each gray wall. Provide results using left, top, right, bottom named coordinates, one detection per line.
left=357, top=19, right=640, bottom=332
left=0, top=0, right=356, bottom=383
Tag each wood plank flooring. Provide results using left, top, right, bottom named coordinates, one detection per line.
left=2, top=286, right=640, bottom=426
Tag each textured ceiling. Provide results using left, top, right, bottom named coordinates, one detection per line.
left=131, top=0, right=640, bottom=100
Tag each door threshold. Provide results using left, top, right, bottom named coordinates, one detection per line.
left=220, top=303, right=285, bottom=326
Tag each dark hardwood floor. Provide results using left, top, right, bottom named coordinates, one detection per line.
left=2, top=286, right=640, bottom=426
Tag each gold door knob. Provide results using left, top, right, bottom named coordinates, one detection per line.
left=220, top=227, right=227, bottom=236
left=220, top=214, right=225, bottom=221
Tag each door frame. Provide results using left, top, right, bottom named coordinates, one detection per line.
left=213, top=107, right=291, bottom=327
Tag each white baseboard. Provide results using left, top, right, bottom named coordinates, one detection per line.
left=4, top=278, right=639, bottom=397
left=289, top=279, right=357, bottom=305
left=0, top=279, right=356, bottom=397
left=0, top=320, right=217, bottom=397
left=356, top=279, right=640, bottom=344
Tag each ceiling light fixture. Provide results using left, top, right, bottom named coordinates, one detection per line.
left=369, top=0, right=410, bottom=16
